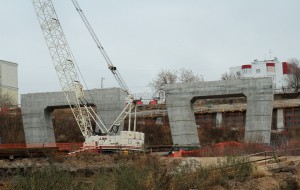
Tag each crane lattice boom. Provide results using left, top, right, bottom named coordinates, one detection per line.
left=32, top=0, right=108, bottom=138
left=31, top=0, right=145, bottom=152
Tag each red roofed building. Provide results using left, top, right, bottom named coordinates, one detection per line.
left=230, top=57, right=289, bottom=91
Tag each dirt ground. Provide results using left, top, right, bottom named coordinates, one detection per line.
left=0, top=153, right=299, bottom=189
left=166, top=156, right=300, bottom=189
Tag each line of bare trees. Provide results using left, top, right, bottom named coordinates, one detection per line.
left=149, top=68, right=203, bottom=98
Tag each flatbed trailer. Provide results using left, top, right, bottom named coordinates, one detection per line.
left=0, top=147, right=58, bottom=159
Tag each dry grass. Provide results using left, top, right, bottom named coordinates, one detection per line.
left=10, top=154, right=253, bottom=190
left=251, top=166, right=268, bottom=179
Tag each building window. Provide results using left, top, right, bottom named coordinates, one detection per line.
left=266, top=63, right=275, bottom=72
left=267, top=66, right=275, bottom=72
left=267, top=75, right=276, bottom=81
left=241, top=65, right=252, bottom=74
left=236, top=71, right=241, bottom=76
left=243, top=68, right=251, bottom=74
left=256, top=69, right=260, bottom=73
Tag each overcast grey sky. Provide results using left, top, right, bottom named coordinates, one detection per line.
left=1, top=0, right=300, bottom=96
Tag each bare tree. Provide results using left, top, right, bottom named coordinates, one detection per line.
left=221, top=72, right=240, bottom=80
left=149, top=68, right=202, bottom=98
left=285, top=58, right=300, bottom=92
left=149, top=69, right=178, bottom=94
left=178, top=68, right=202, bottom=83
left=0, top=93, right=13, bottom=107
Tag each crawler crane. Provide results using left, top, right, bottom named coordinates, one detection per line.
left=31, top=0, right=144, bottom=152
left=70, top=0, right=139, bottom=133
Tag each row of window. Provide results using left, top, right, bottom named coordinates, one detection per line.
left=240, top=66, right=275, bottom=74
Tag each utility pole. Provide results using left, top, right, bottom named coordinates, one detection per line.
left=199, top=75, right=204, bottom=82
left=101, top=77, right=105, bottom=88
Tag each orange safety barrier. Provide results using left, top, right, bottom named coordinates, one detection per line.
left=169, top=141, right=274, bottom=157
left=181, top=141, right=243, bottom=157
left=170, top=150, right=184, bottom=157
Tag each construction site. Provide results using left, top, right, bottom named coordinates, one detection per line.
left=1, top=77, right=300, bottom=189
left=1, top=0, right=300, bottom=190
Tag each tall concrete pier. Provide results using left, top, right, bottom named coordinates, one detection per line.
left=21, top=88, right=125, bottom=145
left=165, top=78, right=274, bottom=145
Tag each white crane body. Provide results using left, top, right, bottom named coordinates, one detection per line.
left=32, top=0, right=144, bottom=152
left=85, top=131, right=144, bottom=150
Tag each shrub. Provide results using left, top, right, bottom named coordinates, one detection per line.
left=13, top=166, right=74, bottom=190
left=12, top=155, right=253, bottom=190
left=171, top=156, right=253, bottom=189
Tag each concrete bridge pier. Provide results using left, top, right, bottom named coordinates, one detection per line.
left=165, top=78, right=274, bottom=146
left=21, top=88, right=125, bottom=146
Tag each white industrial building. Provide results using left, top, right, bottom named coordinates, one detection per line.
left=230, top=57, right=289, bottom=90
left=0, top=60, right=18, bottom=105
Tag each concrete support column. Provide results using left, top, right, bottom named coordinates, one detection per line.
left=166, top=100, right=200, bottom=145
left=277, top=109, right=284, bottom=132
left=244, top=80, right=273, bottom=144
left=216, top=112, right=223, bottom=128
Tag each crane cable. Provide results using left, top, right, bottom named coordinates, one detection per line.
left=70, top=0, right=131, bottom=97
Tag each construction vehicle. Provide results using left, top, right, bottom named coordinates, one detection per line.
left=31, top=0, right=144, bottom=152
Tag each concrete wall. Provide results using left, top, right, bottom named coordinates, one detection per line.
left=216, top=112, right=222, bottom=128
left=165, top=78, right=274, bottom=145
left=277, top=109, right=284, bottom=132
left=21, top=88, right=125, bottom=145
left=0, top=60, right=18, bottom=105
